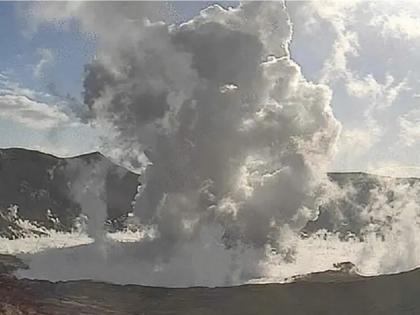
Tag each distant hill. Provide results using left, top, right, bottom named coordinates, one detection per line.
left=0, top=148, right=138, bottom=234
left=305, top=172, right=420, bottom=237
left=0, top=147, right=419, bottom=238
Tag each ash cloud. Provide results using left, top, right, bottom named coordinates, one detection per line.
left=22, top=1, right=342, bottom=286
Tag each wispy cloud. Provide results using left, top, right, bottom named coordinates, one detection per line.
left=0, top=76, right=69, bottom=130
left=0, top=94, right=69, bottom=130
left=33, top=48, right=55, bottom=79
left=371, top=12, right=420, bottom=41
left=399, top=109, right=420, bottom=147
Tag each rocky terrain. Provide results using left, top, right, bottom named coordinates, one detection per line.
left=0, top=148, right=138, bottom=237
left=305, top=171, right=420, bottom=237
left=2, top=148, right=420, bottom=313
left=1, top=147, right=419, bottom=240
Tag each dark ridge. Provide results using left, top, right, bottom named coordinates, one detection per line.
left=1, top=147, right=420, bottom=238
left=67, top=151, right=105, bottom=161
left=305, top=171, right=420, bottom=237
left=0, top=147, right=105, bottom=162
left=327, top=171, right=420, bottom=182
left=0, top=147, right=138, bottom=233
left=0, top=147, right=59, bottom=161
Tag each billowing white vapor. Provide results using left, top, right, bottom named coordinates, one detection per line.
left=84, top=1, right=339, bottom=247
left=23, top=1, right=341, bottom=286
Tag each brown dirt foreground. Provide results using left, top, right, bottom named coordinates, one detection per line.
left=1, top=258, right=420, bottom=315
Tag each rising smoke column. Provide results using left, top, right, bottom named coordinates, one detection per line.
left=26, top=1, right=341, bottom=286
left=83, top=1, right=340, bottom=255
left=63, top=158, right=111, bottom=243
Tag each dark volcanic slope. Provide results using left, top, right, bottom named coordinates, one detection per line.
left=0, top=264, right=420, bottom=315
left=1, top=147, right=419, bottom=237
left=0, top=148, right=138, bottom=230
left=304, top=172, right=420, bottom=236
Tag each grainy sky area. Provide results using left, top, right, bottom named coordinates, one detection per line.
left=1, top=1, right=420, bottom=176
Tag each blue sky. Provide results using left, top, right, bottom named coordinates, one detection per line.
left=0, top=2, right=98, bottom=155
left=1, top=1, right=238, bottom=98
left=0, top=2, right=93, bottom=99
left=2, top=1, right=420, bottom=176
left=0, top=2, right=237, bottom=156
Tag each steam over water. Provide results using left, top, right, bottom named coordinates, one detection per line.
left=9, top=217, right=420, bottom=287
left=13, top=1, right=420, bottom=287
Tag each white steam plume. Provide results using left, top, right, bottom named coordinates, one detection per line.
left=84, top=1, right=340, bottom=252
left=63, top=158, right=111, bottom=243
left=22, top=1, right=341, bottom=286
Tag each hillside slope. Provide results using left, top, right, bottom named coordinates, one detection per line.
left=1, top=148, right=419, bottom=238
left=0, top=148, right=138, bottom=231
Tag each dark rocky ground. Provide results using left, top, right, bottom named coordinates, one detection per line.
left=0, top=254, right=420, bottom=314
left=2, top=148, right=420, bottom=314
left=1, top=147, right=419, bottom=239
left=0, top=148, right=138, bottom=237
